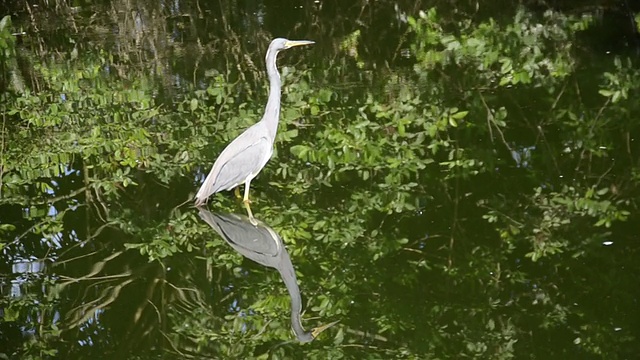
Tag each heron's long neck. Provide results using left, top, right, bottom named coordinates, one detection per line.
left=278, top=251, right=311, bottom=342
left=264, top=49, right=282, bottom=140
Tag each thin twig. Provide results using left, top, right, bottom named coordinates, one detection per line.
left=345, top=327, right=388, bottom=342
left=36, top=186, right=87, bottom=205
left=478, top=91, right=513, bottom=153
left=0, top=104, right=5, bottom=198
left=594, top=160, right=615, bottom=189
left=550, top=80, right=568, bottom=111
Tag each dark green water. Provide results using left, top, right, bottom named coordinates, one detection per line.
left=1, top=1, right=639, bottom=359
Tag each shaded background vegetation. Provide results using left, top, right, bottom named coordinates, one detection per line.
left=1, top=0, right=639, bottom=359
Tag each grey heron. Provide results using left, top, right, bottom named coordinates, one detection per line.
left=194, top=38, right=315, bottom=218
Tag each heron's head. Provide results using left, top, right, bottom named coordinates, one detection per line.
left=269, top=38, right=315, bottom=52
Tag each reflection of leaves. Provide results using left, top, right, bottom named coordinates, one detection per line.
left=3, top=3, right=640, bottom=359
left=339, top=30, right=364, bottom=68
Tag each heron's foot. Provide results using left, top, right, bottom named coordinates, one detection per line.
left=243, top=200, right=257, bottom=225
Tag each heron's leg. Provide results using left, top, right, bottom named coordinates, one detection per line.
left=243, top=179, right=252, bottom=205
left=242, top=179, right=256, bottom=223
left=234, top=187, right=242, bottom=199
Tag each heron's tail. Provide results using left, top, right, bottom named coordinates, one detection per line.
left=194, top=196, right=206, bottom=206
left=194, top=166, right=221, bottom=206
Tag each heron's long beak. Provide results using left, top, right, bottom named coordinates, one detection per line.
left=285, top=40, right=315, bottom=49
left=310, top=320, right=339, bottom=339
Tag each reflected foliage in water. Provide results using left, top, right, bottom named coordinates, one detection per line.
left=1, top=0, right=640, bottom=359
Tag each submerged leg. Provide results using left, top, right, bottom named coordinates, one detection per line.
left=244, top=201, right=257, bottom=225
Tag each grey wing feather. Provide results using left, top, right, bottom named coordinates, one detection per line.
left=195, top=128, right=272, bottom=204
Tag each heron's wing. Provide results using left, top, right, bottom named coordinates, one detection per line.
left=198, top=210, right=281, bottom=266
left=195, top=127, right=273, bottom=202
left=214, top=135, right=272, bottom=189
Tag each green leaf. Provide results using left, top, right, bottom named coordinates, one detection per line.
left=398, top=122, right=406, bottom=136
left=290, top=145, right=310, bottom=159
left=598, top=89, right=613, bottom=97
left=451, top=111, right=469, bottom=120
left=612, top=91, right=621, bottom=103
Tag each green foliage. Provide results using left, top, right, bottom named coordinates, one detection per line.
left=0, top=16, right=16, bottom=61
left=2, top=3, right=639, bottom=360
left=0, top=276, right=61, bottom=358
left=598, top=56, right=638, bottom=103
left=410, top=8, right=592, bottom=85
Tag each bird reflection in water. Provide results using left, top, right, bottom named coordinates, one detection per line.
left=198, top=208, right=338, bottom=342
